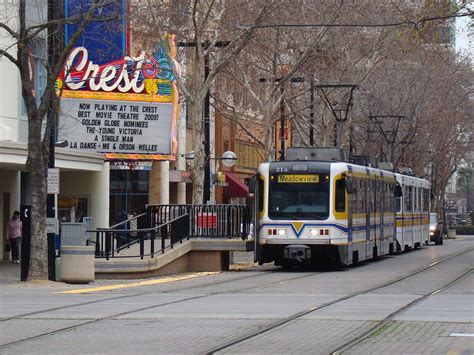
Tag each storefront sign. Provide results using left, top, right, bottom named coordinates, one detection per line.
left=57, top=36, right=179, bottom=160
left=110, top=161, right=153, bottom=170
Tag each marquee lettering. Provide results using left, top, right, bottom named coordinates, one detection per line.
left=63, top=47, right=151, bottom=94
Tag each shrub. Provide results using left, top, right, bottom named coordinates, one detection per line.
left=455, top=226, right=474, bottom=235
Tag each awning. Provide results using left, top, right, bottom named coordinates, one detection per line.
left=223, top=172, right=249, bottom=198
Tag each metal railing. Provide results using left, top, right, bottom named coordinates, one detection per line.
left=88, top=204, right=250, bottom=260
left=147, top=204, right=250, bottom=239
left=88, top=213, right=190, bottom=260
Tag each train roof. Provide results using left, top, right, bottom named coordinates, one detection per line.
left=261, top=147, right=429, bottom=187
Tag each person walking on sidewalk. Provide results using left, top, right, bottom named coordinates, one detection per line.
left=7, top=211, right=22, bottom=263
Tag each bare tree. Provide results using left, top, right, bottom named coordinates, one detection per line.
left=0, top=0, right=120, bottom=280
left=132, top=0, right=275, bottom=203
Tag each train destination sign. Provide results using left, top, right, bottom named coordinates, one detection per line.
left=57, top=35, right=179, bottom=160
left=58, top=99, right=173, bottom=155
left=277, top=174, right=320, bottom=183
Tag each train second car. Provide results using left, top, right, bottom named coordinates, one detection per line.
left=250, top=147, right=430, bottom=267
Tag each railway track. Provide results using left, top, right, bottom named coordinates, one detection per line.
left=204, top=247, right=474, bottom=354
left=0, top=267, right=326, bottom=349
left=0, top=248, right=471, bottom=351
left=0, top=267, right=324, bottom=323
left=330, top=268, right=473, bottom=354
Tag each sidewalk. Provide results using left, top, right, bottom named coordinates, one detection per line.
left=0, top=260, right=21, bottom=285
left=0, top=251, right=257, bottom=285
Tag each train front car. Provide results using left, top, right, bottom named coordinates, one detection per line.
left=255, top=160, right=352, bottom=267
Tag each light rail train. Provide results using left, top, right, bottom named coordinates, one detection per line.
left=250, top=147, right=432, bottom=266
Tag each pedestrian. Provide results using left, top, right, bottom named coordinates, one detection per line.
left=7, top=211, right=22, bottom=263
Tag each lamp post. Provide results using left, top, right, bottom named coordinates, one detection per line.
left=185, top=150, right=237, bottom=189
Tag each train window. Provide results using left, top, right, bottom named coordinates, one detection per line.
left=423, top=188, right=429, bottom=212
left=397, top=196, right=402, bottom=213
left=268, top=172, right=330, bottom=220
left=258, top=177, right=264, bottom=212
left=335, top=179, right=346, bottom=212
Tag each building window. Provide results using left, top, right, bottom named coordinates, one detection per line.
left=235, top=141, right=265, bottom=169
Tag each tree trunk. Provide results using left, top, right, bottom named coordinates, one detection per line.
left=191, top=100, right=205, bottom=204
left=26, top=115, right=49, bottom=279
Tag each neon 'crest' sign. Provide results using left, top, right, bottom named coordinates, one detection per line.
left=58, top=36, right=176, bottom=102
left=57, top=35, right=179, bottom=161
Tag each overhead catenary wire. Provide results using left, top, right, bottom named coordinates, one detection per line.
left=237, top=12, right=472, bottom=30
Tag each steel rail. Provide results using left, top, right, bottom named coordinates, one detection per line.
left=0, top=269, right=326, bottom=349
left=204, top=247, right=474, bottom=354
left=1, top=248, right=471, bottom=350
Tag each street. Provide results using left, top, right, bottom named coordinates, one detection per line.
left=1, top=237, right=473, bottom=354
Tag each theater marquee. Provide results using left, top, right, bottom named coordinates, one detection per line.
left=57, top=36, right=179, bottom=160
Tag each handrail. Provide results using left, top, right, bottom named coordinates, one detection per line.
left=91, top=204, right=251, bottom=260
left=86, top=214, right=188, bottom=234
left=90, top=213, right=190, bottom=260
left=108, top=212, right=147, bottom=230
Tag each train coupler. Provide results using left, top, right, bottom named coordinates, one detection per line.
left=283, top=245, right=311, bottom=264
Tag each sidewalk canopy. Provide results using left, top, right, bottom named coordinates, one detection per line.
left=223, top=172, right=249, bottom=198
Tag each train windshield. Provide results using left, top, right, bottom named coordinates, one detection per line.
left=268, top=173, right=330, bottom=220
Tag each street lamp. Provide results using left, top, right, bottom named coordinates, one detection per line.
left=184, top=150, right=237, bottom=196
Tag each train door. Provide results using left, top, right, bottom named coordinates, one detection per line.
left=365, top=179, right=371, bottom=259
left=370, top=179, right=377, bottom=258
left=403, top=185, right=414, bottom=250
left=250, top=174, right=262, bottom=263
left=414, top=187, right=420, bottom=246
left=379, top=180, right=385, bottom=255
left=372, top=178, right=378, bottom=257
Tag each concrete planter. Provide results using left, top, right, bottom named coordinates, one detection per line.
left=60, top=246, right=95, bottom=284
left=448, top=229, right=457, bottom=239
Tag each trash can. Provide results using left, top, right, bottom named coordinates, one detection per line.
left=60, top=222, right=95, bottom=284
left=448, top=228, right=457, bottom=239
left=60, top=246, right=95, bottom=284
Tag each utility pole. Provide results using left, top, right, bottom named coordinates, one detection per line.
left=178, top=41, right=229, bottom=204
left=309, top=78, right=314, bottom=146
left=369, top=115, right=406, bottom=164
left=260, top=76, right=303, bottom=160
left=279, top=85, right=285, bottom=160
left=314, top=84, right=357, bottom=148
left=46, top=0, right=63, bottom=281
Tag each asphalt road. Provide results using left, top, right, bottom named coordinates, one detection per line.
left=0, top=237, right=473, bottom=354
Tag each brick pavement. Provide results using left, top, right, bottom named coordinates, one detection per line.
left=218, top=319, right=377, bottom=354
left=345, top=321, right=474, bottom=355
left=1, top=318, right=273, bottom=354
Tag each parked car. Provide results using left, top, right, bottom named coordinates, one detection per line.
left=429, top=213, right=443, bottom=245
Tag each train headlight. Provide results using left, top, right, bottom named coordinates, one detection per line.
left=278, top=229, right=287, bottom=236
left=309, top=229, right=318, bottom=236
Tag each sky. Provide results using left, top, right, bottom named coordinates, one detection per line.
left=455, top=11, right=473, bottom=58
